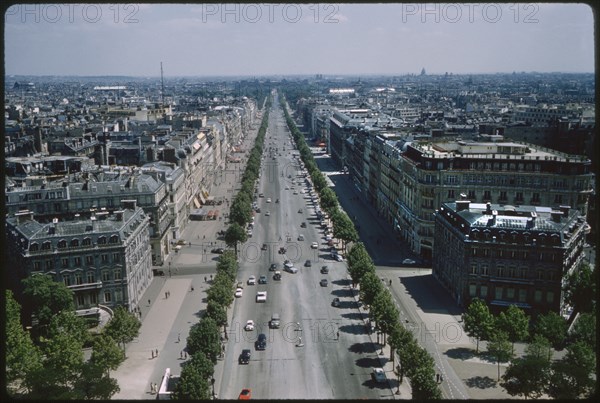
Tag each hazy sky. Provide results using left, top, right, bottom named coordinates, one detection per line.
left=4, top=3, right=595, bottom=76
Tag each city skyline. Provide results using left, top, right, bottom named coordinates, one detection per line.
left=4, top=3, right=595, bottom=77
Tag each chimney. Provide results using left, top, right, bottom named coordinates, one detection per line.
left=491, top=210, right=498, bottom=225
left=559, top=205, right=571, bottom=216
left=15, top=210, right=35, bottom=224
left=486, top=202, right=492, bottom=214
left=115, top=210, right=124, bottom=221
left=456, top=200, right=470, bottom=211
left=551, top=210, right=563, bottom=222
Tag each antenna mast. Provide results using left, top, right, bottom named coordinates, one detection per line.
left=160, top=62, right=166, bottom=124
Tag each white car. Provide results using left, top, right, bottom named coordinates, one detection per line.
left=371, top=368, right=386, bottom=383
left=284, top=266, right=298, bottom=274
left=266, top=198, right=272, bottom=203
left=248, top=275, right=256, bottom=285
left=244, top=320, right=255, bottom=331
left=311, top=242, right=318, bottom=249
left=325, top=234, right=333, bottom=241
left=402, top=258, right=416, bottom=265
left=235, top=288, right=243, bottom=298
left=256, top=291, right=267, bottom=302
left=265, top=210, right=270, bottom=216
left=298, top=234, right=304, bottom=241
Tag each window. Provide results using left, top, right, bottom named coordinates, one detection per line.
left=518, top=289, right=527, bottom=302
left=468, top=190, right=476, bottom=200
left=74, top=257, right=81, bottom=266
left=46, top=241, right=55, bottom=250
left=30, top=243, right=39, bottom=252
left=480, top=285, right=488, bottom=298
left=499, top=191, right=507, bottom=201
left=45, top=260, right=53, bottom=270
left=115, top=289, right=123, bottom=302
left=554, top=194, right=563, bottom=204
left=483, top=190, right=491, bottom=200
left=102, top=271, right=111, bottom=282
left=82, top=238, right=92, bottom=246
left=447, top=189, right=455, bottom=199
left=497, top=266, right=504, bottom=277
left=63, top=275, right=71, bottom=286
left=98, top=236, right=107, bottom=245
left=114, top=269, right=121, bottom=280
left=481, top=265, right=489, bottom=276
left=86, top=256, right=94, bottom=265
left=495, top=286, right=503, bottom=299
left=113, top=253, right=121, bottom=262
left=534, top=290, right=542, bottom=303
left=104, top=291, right=112, bottom=303
left=515, top=192, right=524, bottom=202
left=546, top=291, right=554, bottom=304
left=61, top=258, right=69, bottom=268
left=532, top=192, right=540, bottom=202
left=70, top=239, right=79, bottom=247
left=507, top=288, right=515, bottom=299
left=110, top=235, right=119, bottom=244
left=90, top=293, right=97, bottom=304
left=75, top=272, right=83, bottom=285
left=33, top=261, right=41, bottom=271
left=469, top=284, right=477, bottom=297
left=101, top=254, right=108, bottom=264
left=87, top=272, right=95, bottom=283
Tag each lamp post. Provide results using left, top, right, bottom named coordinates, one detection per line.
left=211, top=376, right=216, bottom=400
left=396, top=365, right=401, bottom=395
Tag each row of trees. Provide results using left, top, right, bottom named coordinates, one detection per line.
left=463, top=289, right=596, bottom=399
left=224, top=98, right=272, bottom=255
left=174, top=99, right=273, bottom=399
left=279, top=94, right=358, bottom=253
left=347, top=242, right=443, bottom=399
left=6, top=275, right=141, bottom=399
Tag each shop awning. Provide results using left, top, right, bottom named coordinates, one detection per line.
left=193, top=197, right=201, bottom=209
left=198, top=193, right=206, bottom=204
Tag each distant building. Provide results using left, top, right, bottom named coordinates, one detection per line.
left=5, top=204, right=152, bottom=314
left=433, top=201, right=588, bottom=317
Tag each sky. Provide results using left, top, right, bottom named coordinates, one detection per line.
left=4, top=3, right=595, bottom=77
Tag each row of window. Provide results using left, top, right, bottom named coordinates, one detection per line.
left=62, top=269, right=122, bottom=286
left=469, top=283, right=555, bottom=304
left=74, top=289, right=123, bottom=308
left=469, top=264, right=557, bottom=281
left=30, top=235, right=120, bottom=251
left=472, top=248, right=560, bottom=261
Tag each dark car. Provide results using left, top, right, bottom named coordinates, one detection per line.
left=320, top=279, right=328, bottom=287
left=304, top=259, right=312, bottom=267
left=239, top=349, right=251, bottom=364
left=300, top=222, right=307, bottom=228
left=258, top=275, right=268, bottom=284
left=211, top=248, right=225, bottom=254
left=320, top=266, right=329, bottom=274
left=269, top=263, right=278, bottom=271
left=332, top=297, right=341, bottom=307
left=256, top=333, right=267, bottom=350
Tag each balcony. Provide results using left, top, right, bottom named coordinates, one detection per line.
left=68, top=281, right=103, bottom=292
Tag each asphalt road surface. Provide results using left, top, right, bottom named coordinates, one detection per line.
left=218, top=93, right=391, bottom=399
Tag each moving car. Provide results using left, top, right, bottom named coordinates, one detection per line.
left=304, top=259, right=312, bottom=267
left=244, top=320, right=255, bottom=331
left=270, top=313, right=280, bottom=329
left=258, top=275, right=268, bottom=284
left=256, top=291, right=267, bottom=302
left=269, top=263, right=278, bottom=271
left=261, top=243, right=268, bottom=251
left=266, top=198, right=272, bottom=203
left=300, top=222, right=307, bottom=228
left=284, top=265, right=298, bottom=274
left=402, top=258, right=416, bottom=265
left=211, top=247, right=225, bottom=254
left=239, top=349, right=251, bottom=364
left=247, top=275, right=256, bottom=285
left=310, top=241, right=319, bottom=249
left=235, top=288, right=243, bottom=298
left=320, top=265, right=329, bottom=274
left=265, top=210, right=270, bottom=216
left=273, top=271, right=282, bottom=281
left=239, top=388, right=252, bottom=400
left=332, top=297, right=341, bottom=307
left=256, top=333, right=267, bottom=350
left=320, top=279, right=328, bottom=287
left=298, top=208, right=303, bottom=213
left=297, top=234, right=304, bottom=241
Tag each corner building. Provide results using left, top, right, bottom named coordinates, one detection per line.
left=433, top=201, right=588, bottom=316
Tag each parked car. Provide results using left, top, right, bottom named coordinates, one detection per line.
left=298, top=208, right=303, bottom=213
left=298, top=234, right=304, bottom=241
left=311, top=242, right=319, bottom=249
left=402, top=258, right=416, bottom=265
left=261, top=243, right=267, bottom=251
left=332, top=297, right=341, bottom=307
left=239, top=349, right=251, bottom=364
left=266, top=198, right=272, bottom=203
left=320, top=279, right=329, bottom=287
left=300, top=222, right=307, bottom=228
left=211, top=247, right=225, bottom=254
left=235, top=288, right=243, bottom=298
left=371, top=368, right=386, bottom=383
left=239, top=388, right=252, bottom=400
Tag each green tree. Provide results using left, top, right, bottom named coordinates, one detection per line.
left=403, top=344, right=435, bottom=380
left=224, top=222, right=248, bottom=257
left=320, top=187, right=338, bottom=212
left=332, top=209, right=358, bottom=251
left=103, top=306, right=141, bottom=357
left=486, top=331, right=513, bottom=381
left=173, top=363, right=211, bottom=400
left=501, top=336, right=552, bottom=399
left=6, top=290, right=42, bottom=397
left=410, top=365, right=443, bottom=400
left=187, top=318, right=221, bottom=364
left=229, top=194, right=252, bottom=227
left=388, top=322, right=414, bottom=379
left=347, top=243, right=375, bottom=287
left=206, top=277, right=234, bottom=308
left=216, top=250, right=238, bottom=281
left=495, top=305, right=530, bottom=354
left=370, top=290, right=399, bottom=345
left=89, top=334, right=124, bottom=376
left=359, top=271, right=383, bottom=307
left=569, top=312, right=596, bottom=352
left=547, top=341, right=596, bottom=399
left=462, top=299, right=494, bottom=354
left=22, top=273, right=75, bottom=337
left=562, top=263, right=596, bottom=315
left=187, top=350, right=215, bottom=380
left=75, top=361, right=121, bottom=400
left=205, top=299, right=227, bottom=329
left=532, top=311, right=567, bottom=350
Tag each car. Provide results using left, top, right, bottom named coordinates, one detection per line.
left=298, top=208, right=303, bottom=213
left=305, top=259, right=312, bottom=267
left=239, top=388, right=252, bottom=400
left=269, top=263, right=278, bottom=271
left=332, top=297, right=341, bottom=307
left=371, top=368, right=386, bottom=383
left=300, top=222, right=307, bottom=228
left=235, top=288, right=243, bottom=298
left=311, top=241, right=318, bottom=249
left=247, top=229, right=253, bottom=237
left=284, top=265, right=298, bottom=274
left=239, top=349, right=251, bottom=364
left=261, top=243, right=267, bottom=251
left=270, top=313, right=280, bottom=329
left=297, top=234, right=304, bottom=241
left=278, top=246, right=286, bottom=254
left=320, top=279, right=329, bottom=287
left=211, top=247, right=225, bottom=254
left=265, top=210, right=270, bottom=216
left=293, top=190, right=298, bottom=195
left=247, top=275, right=256, bottom=285
left=256, top=207, right=261, bottom=213
left=325, top=234, right=333, bottom=241
left=244, top=320, right=255, bottom=331
left=256, top=333, right=267, bottom=350
left=402, top=258, right=417, bottom=265
left=332, top=253, right=343, bottom=262
left=320, top=265, right=329, bottom=274
left=273, top=271, right=282, bottom=280
left=285, top=186, right=289, bottom=190
left=259, top=193, right=264, bottom=198
left=266, top=198, right=272, bottom=203
left=328, top=239, right=335, bottom=247
left=256, top=291, right=267, bottom=302
left=258, top=275, right=267, bottom=284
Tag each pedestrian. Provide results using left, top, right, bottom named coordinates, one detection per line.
left=151, top=350, right=154, bottom=359
left=203, top=234, right=206, bottom=239
left=204, top=276, right=207, bottom=283
left=165, top=291, right=167, bottom=299
left=150, top=382, right=154, bottom=394
left=210, top=274, right=213, bottom=281
left=436, top=373, right=440, bottom=383
left=155, top=349, right=159, bottom=357
left=440, top=374, right=444, bottom=383
left=180, top=351, right=183, bottom=359
left=178, top=333, right=181, bottom=343
left=337, top=330, right=340, bottom=340
left=389, top=279, right=392, bottom=286
left=185, top=351, right=188, bottom=359
left=148, top=299, right=151, bottom=306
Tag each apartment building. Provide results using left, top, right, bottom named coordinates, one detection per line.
left=433, top=201, right=588, bottom=316
left=5, top=204, right=152, bottom=314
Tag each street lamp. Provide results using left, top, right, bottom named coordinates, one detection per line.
left=210, top=376, right=216, bottom=400
left=396, top=365, right=401, bottom=395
